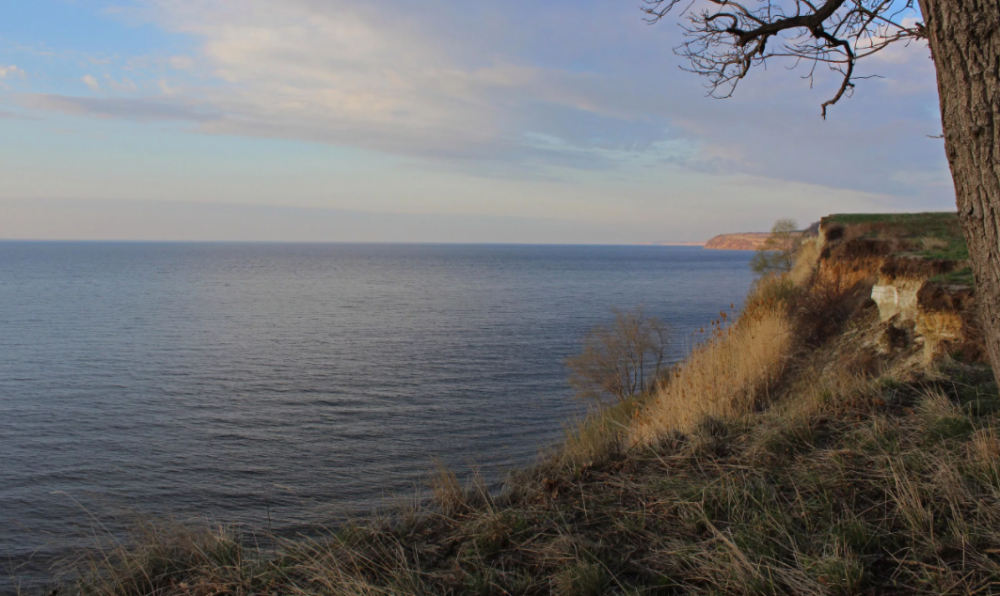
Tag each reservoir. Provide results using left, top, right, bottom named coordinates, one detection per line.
left=0, top=243, right=753, bottom=590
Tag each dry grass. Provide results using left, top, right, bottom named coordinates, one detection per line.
left=630, top=275, right=794, bottom=444
left=790, top=236, right=822, bottom=287
left=59, top=356, right=1000, bottom=596
left=66, top=521, right=262, bottom=596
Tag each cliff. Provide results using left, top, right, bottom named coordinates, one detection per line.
left=58, top=212, right=999, bottom=596
left=703, top=232, right=772, bottom=250
left=806, top=212, right=978, bottom=362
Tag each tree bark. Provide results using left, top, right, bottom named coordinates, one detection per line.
left=919, top=0, right=1000, bottom=375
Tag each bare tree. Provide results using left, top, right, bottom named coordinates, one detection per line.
left=751, top=218, right=801, bottom=275
left=567, top=307, right=669, bottom=404
left=644, top=0, right=1000, bottom=378
left=643, top=0, right=924, bottom=118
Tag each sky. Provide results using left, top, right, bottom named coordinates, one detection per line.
left=0, top=0, right=954, bottom=243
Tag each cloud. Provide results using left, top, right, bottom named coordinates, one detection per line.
left=0, top=109, right=39, bottom=120
left=23, top=94, right=222, bottom=122
left=107, top=0, right=682, bottom=162
left=105, top=74, right=138, bottom=92
left=168, top=55, right=194, bottom=70
left=81, top=74, right=101, bottom=91
left=0, top=65, right=26, bottom=82
left=21, top=0, right=948, bottom=203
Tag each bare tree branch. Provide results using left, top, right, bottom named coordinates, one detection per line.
left=643, top=0, right=924, bottom=116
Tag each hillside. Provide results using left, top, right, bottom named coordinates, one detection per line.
left=55, top=212, right=999, bottom=596
left=703, top=232, right=773, bottom=250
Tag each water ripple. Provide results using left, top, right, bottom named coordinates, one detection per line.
left=0, top=243, right=753, bottom=591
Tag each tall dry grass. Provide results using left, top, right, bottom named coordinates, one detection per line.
left=630, top=275, right=794, bottom=444
left=790, top=235, right=822, bottom=287
left=66, top=521, right=259, bottom=596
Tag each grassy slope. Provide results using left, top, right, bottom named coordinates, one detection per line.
left=824, top=212, right=965, bottom=256
left=62, top=226, right=1000, bottom=596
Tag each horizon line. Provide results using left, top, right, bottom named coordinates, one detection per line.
left=0, top=238, right=716, bottom=247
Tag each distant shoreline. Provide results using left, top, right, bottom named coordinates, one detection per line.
left=634, top=241, right=706, bottom=247
left=703, top=232, right=771, bottom=251
left=635, top=233, right=772, bottom=250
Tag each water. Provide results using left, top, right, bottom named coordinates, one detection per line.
left=0, top=243, right=754, bottom=590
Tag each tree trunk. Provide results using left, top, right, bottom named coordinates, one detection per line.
left=919, top=0, right=1000, bottom=375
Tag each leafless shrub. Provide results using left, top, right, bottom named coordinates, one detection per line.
left=566, top=306, right=669, bottom=404
left=791, top=280, right=864, bottom=346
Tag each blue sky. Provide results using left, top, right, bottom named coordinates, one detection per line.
left=0, top=0, right=952, bottom=242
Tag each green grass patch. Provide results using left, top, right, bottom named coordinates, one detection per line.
left=825, top=211, right=961, bottom=236
left=931, top=266, right=975, bottom=286
left=826, top=212, right=969, bottom=261
left=928, top=416, right=975, bottom=441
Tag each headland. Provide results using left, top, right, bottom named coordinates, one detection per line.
left=49, top=212, right=998, bottom=596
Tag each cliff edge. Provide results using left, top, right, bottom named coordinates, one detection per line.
left=703, top=232, right=773, bottom=250
left=809, top=212, right=978, bottom=362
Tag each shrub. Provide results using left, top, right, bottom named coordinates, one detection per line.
left=566, top=306, right=669, bottom=404
left=751, top=218, right=802, bottom=276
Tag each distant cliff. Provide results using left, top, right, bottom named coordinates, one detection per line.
left=703, top=232, right=772, bottom=250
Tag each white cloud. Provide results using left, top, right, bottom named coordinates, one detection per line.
left=104, top=74, right=138, bottom=92
left=0, top=65, right=26, bottom=81
left=121, top=0, right=671, bottom=161
left=81, top=74, right=101, bottom=91
left=168, top=55, right=194, bottom=70
left=23, top=0, right=947, bottom=202
left=24, top=94, right=221, bottom=122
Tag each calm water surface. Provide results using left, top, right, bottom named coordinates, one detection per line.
left=0, top=243, right=753, bottom=590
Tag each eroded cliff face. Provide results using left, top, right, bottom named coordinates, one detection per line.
left=871, top=276, right=975, bottom=360
left=704, top=233, right=772, bottom=250
left=871, top=281, right=923, bottom=322
left=804, top=218, right=979, bottom=362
